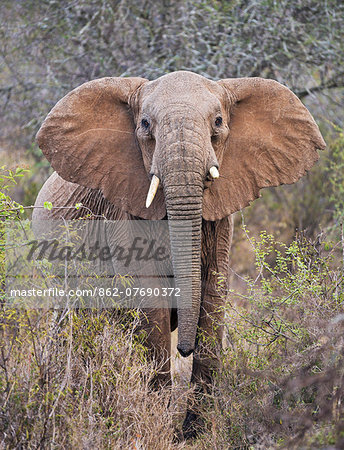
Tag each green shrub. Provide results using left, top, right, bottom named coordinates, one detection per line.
left=199, top=225, right=344, bottom=448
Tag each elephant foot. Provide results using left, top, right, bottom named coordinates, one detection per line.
left=172, top=427, right=184, bottom=444
left=149, top=373, right=172, bottom=391
left=182, top=409, right=205, bottom=440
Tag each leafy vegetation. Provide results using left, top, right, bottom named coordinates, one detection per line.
left=198, top=223, right=344, bottom=448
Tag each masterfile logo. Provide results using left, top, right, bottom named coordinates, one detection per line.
left=5, top=219, right=192, bottom=309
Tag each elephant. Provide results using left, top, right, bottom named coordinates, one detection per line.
left=33, top=70, right=325, bottom=434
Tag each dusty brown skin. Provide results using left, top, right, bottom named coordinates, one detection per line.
left=34, top=71, right=325, bottom=389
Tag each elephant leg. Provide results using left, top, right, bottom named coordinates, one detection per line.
left=193, top=216, right=233, bottom=388
left=191, top=292, right=225, bottom=388
left=170, top=308, right=178, bottom=332
left=136, top=307, right=172, bottom=388
left=183, top=292, right=225, bottom=439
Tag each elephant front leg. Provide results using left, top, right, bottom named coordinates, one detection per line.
left=193, top=216, right=233, bottom=388
left=136, top=307, right=172, bottom=389
left=191, top=292, right=225, bottom=388
left=183, top=292, right=225, bottom=439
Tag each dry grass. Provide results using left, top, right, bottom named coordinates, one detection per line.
left=0, top=308, right=191, bottom=449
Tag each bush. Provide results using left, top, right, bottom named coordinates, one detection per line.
left=197, top=226, right=344, bottom=448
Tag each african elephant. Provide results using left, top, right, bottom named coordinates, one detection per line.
left=33, top=70, right=325, bottom=416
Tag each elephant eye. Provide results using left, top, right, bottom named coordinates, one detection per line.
left=141, top=119, right=150, bottom=130
left=215, top=116, right=223, bottom=127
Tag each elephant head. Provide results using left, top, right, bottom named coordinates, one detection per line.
left=36, top=71, right=325, bottom=357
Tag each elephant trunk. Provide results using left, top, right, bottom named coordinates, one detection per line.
left=161, top=150, right=205, bottom=357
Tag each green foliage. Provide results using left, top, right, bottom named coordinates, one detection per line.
left=0, top=166, right=29, bottom=308
left=224, top=227, right=340, bottom=353
left=204, top=225, right=344, bottom=448
left=0, top=166, right=28, bottom=219
left=43, top=201, right=52, bottom=210
left=327, top=125, right=344, bottom=225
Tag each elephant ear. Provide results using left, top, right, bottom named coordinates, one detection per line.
left=203, top=78, right=326, bottom=221
left=36, top=77, right=166, bottom=219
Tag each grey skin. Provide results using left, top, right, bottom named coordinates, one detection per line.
left=33, top=71, right=325, bottom=394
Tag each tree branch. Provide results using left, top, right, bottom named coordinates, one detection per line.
left=295, top=74, right=344, bottom=99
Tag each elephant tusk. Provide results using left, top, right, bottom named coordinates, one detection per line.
left=146, top=175, right=160, bottom=208
left=209, top=166, right=219, bottom=179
